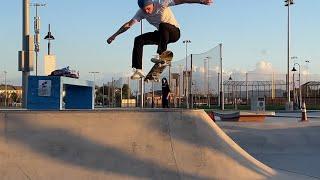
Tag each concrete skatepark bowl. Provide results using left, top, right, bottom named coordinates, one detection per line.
left=218, top=115, right=320, bottom=179
left=0, top=109, right=317, bottom=179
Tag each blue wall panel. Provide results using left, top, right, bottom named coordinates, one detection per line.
left=27, top=76, right=94, bottom=110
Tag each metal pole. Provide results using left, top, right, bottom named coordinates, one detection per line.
left=127, top=77, right=130, bottom=107
left=219, top=43, right=224, bottom=110
left=190, top=54, right=193, bottom=108
left=179, top=65, right=182, bottom=108
left=305, top=60, right=310, bottom=99
left=89, top=72, right=99, bottom=106
left=108, top=83, right=111, bottom=107
left=48, top=24, right=51, bottom=55
left=140, top=77, right=144, bottom=108
left=112, top=79, right=115, bottom=108
left=4, top=71, right=7, bottom=107
left=139, top=20, right=144, bottom=108
left=22, top=0, right=30, bottom=108
left=169, top=65, right=172, bottom=108
left=246, top=72, right=249, bottom=104
left=285, top=0, right=294, bottom=105
left=183, top=40, right=191, bottom=108
left=111, top=77, right=114, bottom=107
left=207, top=57, right=210, bottom=108
left=31, top=3, right=45, bottom=76
left=152, top=81, right=155, bottom=108
left=102, top=83, right=105, bottom=107
left=299, top=66, right=302, bottom=108
left=218, top=72, right=220, bottom=107
left=293, top=72, right=295, bottom=106
left=287, top=2, right=290, bottom=103
left=185, top=43, right=189, bottom=109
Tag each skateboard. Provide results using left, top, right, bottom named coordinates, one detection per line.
left=145, top=50, right=173, bottom=82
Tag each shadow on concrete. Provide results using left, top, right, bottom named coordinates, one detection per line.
left=3, top=115, right=209, bottom=180
left=146, top=111, right=277, bottom=178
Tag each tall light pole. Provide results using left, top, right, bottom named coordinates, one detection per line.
left=4, top=71, right=7, bottom=108
left=285, top=0, right=294, bottom=108
left=139, top=20, right=144, bottom=108
left=219, top=43, right=224, bottom=110
left=305, top=60, right=310, bottom=98
left=20, top=0, right=33, bottom=108
left=178, top=64, right=183, bottom=108
left=30, top=2, right=46, bottom=76
left=292, top=63, right=301, bottom=108
left=89, top=72, right=100, bottom=106
left=183, top=40, right=191, bottom=108
left=305, top=60, right=310, bottom=83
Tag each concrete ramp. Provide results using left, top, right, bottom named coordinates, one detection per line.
left=0, top=109, right=314, bottom=179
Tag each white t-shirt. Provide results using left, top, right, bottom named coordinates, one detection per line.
left=132, top=0, right=180, bottom=29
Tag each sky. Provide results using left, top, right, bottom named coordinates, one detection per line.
left=0, top=0, right=319, bottom=85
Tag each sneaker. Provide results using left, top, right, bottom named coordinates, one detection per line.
left=136, top=69, right=145, bottom=77
left=131, top=69, right=145, bottom=80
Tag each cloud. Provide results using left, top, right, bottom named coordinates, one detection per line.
left=249, top=60, right=277, bottom=74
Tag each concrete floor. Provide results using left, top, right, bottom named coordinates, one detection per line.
left=0, top=109, right=315, bottom=180
left=218, top=114, right=320, bottom=179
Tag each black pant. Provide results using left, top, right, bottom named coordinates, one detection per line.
left=132, top=23, right=180, bottom=69
left=162, top=95, right=169, bottom=108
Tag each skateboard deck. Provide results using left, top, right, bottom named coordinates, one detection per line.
left=145, top=51, right=173, bottom=82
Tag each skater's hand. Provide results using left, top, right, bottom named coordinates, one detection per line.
left=200, top=0, right=213, bottom=5
left=107, top=35, right=116, bottom=44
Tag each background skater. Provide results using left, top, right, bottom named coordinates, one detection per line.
left=162, top=78, right=171, bottom=108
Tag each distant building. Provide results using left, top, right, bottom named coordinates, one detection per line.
left=0, top=85, right=23, bottom=106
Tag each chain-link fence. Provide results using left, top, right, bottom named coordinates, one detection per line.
left=2, top=44, right=320, bottom=109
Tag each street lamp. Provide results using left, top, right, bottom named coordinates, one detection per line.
left=292, top=63, right=302, bottom=108
left=183, top=40, right=191, bottom=108
left=44, top=24, right=55, bottom=55
left=284, top=0, right=294, bottom=109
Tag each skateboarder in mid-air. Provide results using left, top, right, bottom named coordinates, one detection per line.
left=107, top=0, right=213, bottom=79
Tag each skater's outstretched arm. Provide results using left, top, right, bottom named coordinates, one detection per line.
left=174, top=0, right=213, bottom=5
left=107, top=19, right=137, bottom=44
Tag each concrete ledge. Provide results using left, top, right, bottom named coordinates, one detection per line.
left=214, top=111, right=275, bottom=122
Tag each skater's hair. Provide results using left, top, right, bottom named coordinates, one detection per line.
left=138, top=0, right=153, bottom=8
left=162, top=78, right=168, bottom=85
